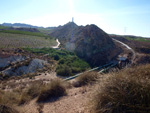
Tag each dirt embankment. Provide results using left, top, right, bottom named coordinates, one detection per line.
left=111, top=35, right=150, bottom=65
left=0, top=48, right=55, bottom=78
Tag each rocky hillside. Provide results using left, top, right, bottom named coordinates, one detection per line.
left=50, top=22, right=78, bottom=44
left=50, top=22, right=119, bottom=66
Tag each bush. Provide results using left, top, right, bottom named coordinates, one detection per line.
left=37, top=79, right=67, bottom=103
left=24, top=48, right=90, bottom=76
left=74, top=72, right=99, bottom=87
left=91, top=64, right=150, bottom=113
left=71, top=67, right=82, bottom=73
left=56, top=65, right=73, bottom=76
left=51, top=54, right=60, bottom=60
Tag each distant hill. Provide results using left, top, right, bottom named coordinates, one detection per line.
left=50, top=22, right=120, bottom=66
left=1, top=23, right=43, bottom=28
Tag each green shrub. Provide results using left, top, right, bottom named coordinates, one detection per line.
left=24, top=48, right=90, bottom=76
left=51, top=54, right=60, bottom=60
left=71, top=67, right=82, bottom=73
left=37, top=79, right=67, bottom=103
left=56, top=65, right=73, bottom=76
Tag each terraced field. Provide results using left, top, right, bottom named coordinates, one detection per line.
left=0, top=32, right=57, bottom=48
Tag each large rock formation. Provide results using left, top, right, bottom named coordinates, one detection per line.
left=50, top=22, right=119, bottom=66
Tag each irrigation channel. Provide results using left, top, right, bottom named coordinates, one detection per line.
left=64, top=61, right=118, bottom=81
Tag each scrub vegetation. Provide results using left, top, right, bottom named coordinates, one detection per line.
left=24, top=48, right=90, bottom=76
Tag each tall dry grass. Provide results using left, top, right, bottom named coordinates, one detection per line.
left=90, top=64, right=150, bottom=113
left=37, top=78, right=67, bottom=103
left=0, top=104, right=19, bottom=113
left=74, top=71, right=100, bottom=87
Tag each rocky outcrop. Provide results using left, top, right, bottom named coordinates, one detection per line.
left=0, top=55, right=47, bottom=76
left=3, top=58, right=47, bottom=76
left=50, top=22, right=119, bottom=66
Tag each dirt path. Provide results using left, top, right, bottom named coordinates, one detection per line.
left=112, top=38, right=136, bottom=63
left=52, top=39, right=60, bottom=49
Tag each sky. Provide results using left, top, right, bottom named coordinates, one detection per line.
left=0, top=0, right=150, bottom=37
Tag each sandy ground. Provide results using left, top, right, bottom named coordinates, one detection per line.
left=43, top=86, right=92, bottom=113
left=19, top=85, right=93, bottom=113
left=1, top=71, right=93, bottom=113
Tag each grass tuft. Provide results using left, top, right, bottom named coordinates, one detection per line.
left=91, top=64, right=150, bottom=113
left=37, top=79, right=67, bottom=103
left=74, top=71, right=99, bottom=87
left=0, top=104, right=19, bottom=113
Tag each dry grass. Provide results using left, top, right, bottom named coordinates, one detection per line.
left=0, top=90, right=20, bottom=113
left=18, top=81, right=44, bottom=105
left=90, top=64, right=150, bottom=113
left=0, top=91, right=21, bottom=105
left=37, top=78, right=67, bottom=103
left=25, top=83, right=42, bottom=99
left=0, top=104, right=19, bottom=113
left=0, top=81, right=43, bottom=105
left=74, top=71, right=100, bottom=87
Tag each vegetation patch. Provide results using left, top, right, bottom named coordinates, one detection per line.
left=0, top=29, right=48, bottom=37
left=0, top=81, right=43, bottom=105
left=0, top=33, right=56, bottom=48
left=0, top=25, right=9, bottom=29
left=74, top=71, right=99, bottom=87
left=37, top=79, right=67, bottom=103
left=0, top=104, right=19, bottom=113
left=125, top=36, right=150, bottom=42
left=91, top=64, right=150, bottom=113
left=24, top=48, right=90, bottom=76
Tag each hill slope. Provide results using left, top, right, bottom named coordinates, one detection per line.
left=50, top=22, right=119, bottom=66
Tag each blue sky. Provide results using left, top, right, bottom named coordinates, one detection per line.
left=0, top=0, right=150, bottom=37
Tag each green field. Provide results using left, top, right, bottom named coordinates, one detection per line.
left=125, top=36, right=150, bottom=42
left=0, top=29, right=49, bottom=37
left=0, top=32, right=57, bottom=48
left=38, top=28, right=53, bottom=34
left=0, top=26, right=9, bottom=29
